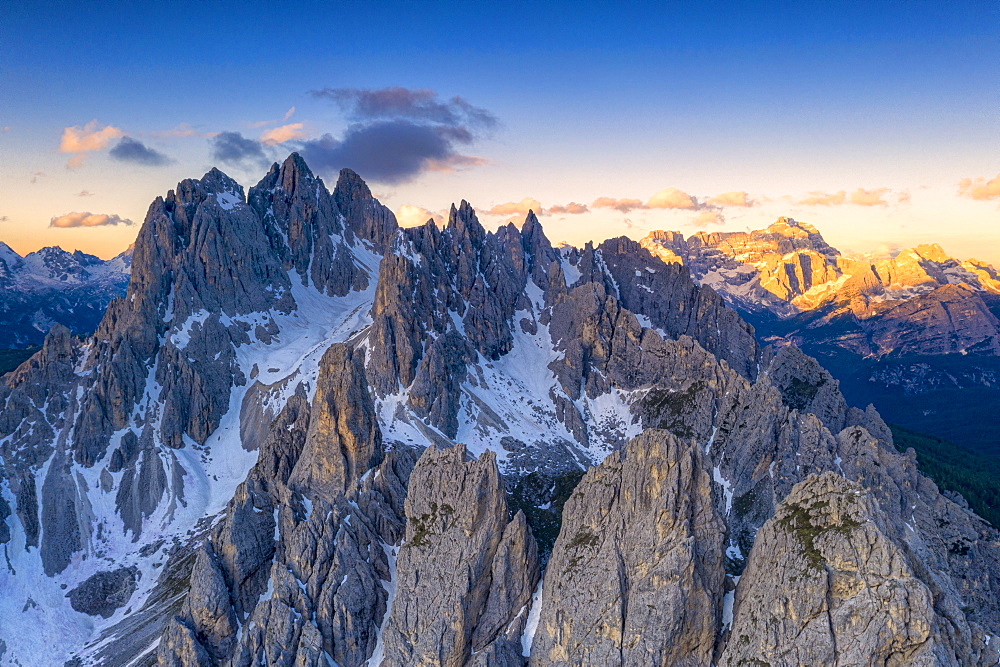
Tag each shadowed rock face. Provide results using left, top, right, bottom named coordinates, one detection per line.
left=1, top=157, right=999, bottom=667
left=288, top=344, right=382, bottom=497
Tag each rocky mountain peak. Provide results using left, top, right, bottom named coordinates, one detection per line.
left=3, top=155, right=1000, bottom=665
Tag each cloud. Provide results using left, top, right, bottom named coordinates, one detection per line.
left=299, top=120, right=485, bottom=184
left=396, top=204, right=444, bottom=228
left=958, top=174, right=1000, bottom=201
left=284, top=106, right=296, bottom=120
left=547, top=202, right=589, bottom=215
left=796, top=190, right=847, bottom=206
left=50, top=211, right=134, bottom=228
left=312, top=86, right=498, bottom=129
left=707, top=190, right=753, bottom=207
left=691, top=210, right=725, bottom=226
left=304, top=86, right=496, bottom=183
left=76, top=190, right=94, bottom=197
left=109, top=136, right=173, bottom=166
left=795, top=187, right=892, bottom=207
left=487, top=197, right=542, bottom=216
left=592, top=196, right=646, bottom=213
left=59, top=120, right=123, bottom=153
left=1, top=126, right=9, bottom=133
left=848, top=187, right=890, bottom=206
left=895, top=191, right=912, bottom=204
left=210, top=131, right=269, bottom=168
left=647, top=187, right=697, bottom=210
left=0, top=216, right=8, bottom=222
left=154, top=123, right=215, bottom=138
left=66, top=155, right=85, bottom=170
left=260, top=122, right=306, bottom=146
left=30, top=171, right=45, bottom=184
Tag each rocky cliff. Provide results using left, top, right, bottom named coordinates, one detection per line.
left=0, top=156, right=997, bottom=666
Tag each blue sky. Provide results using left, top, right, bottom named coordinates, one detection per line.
left=1, top=1, right=998, bottom=260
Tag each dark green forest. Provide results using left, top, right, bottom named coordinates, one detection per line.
left=890, top=423, right=1000, bottom=527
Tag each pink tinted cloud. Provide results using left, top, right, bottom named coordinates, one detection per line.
left=50, top=211, right=134, bottom=228
left=707, top=190, right=753, bottom=207
left=547, top=202, right=589, bottom=215
left=59, top=120, right=124, bottom=153
left=646, top=187, right=697, bottom=210
left=691, top=210, right=725, bottom=226
left=959, top=174, right=1000, bottom=201
left=487, top=198, right=542, bottom=216
left=396, top=204, right=444, bottom=228
left=260, top=122, right=306, bottom=145
left=592, top=196, right=646, bottom=213
left=849, top=187, right=890, bottom=206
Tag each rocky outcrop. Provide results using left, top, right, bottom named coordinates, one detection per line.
left=66, top=566, right=139, bottom=619
left=598, top=236, right=760, bottom=379
left=719, top=472, right=992, bottom=666
left=288, top=344, right=382, bottom=497
left=531, top=431, right=724, bottom=666
left=381, top=444, right=540, bottom=666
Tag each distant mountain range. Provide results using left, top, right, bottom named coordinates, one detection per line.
left=0, top=242, right=132, bottom=347
left=640, top=219, right=1000, bottom=454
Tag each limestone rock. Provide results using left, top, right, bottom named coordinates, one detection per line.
left=531, top=430, right=725, bottom=666
left=288, top=344, right=382, bottom=498
left=381, top=444, right=540, bottom=666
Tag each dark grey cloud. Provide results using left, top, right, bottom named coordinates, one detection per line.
left=303, top=86, right=495, bottom=184
left=210, top=131, right=270, bottom=168
left=109, top=137, right=173, bottom=166
left=299, top=120, right=484, bottom=184
left=311, top=86, right=497, bottom=130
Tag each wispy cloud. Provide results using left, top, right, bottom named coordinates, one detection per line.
left=50, top=211, right=134, bottom=228
left=30, top=171, right=45, bottom=184
left=1, top=126, right=9, bottom=133
left=692, top=210, right=725, bottom=226
left=707, top=190, right=754, bottom=207
left=592, top=196, right=646, bottom=213
left=76, top=190, right=94, bottom=197
left=959, top=174, right=1000, bottom=201
left=486, top=197, right=542, bottom=216
left=849, top=187, right=890, bottom=206
left=260, top=122, right=306, bottom=146
left=547, top=202, right=589, bottom=215
left=66, top=156, right=85, bottom=170
left=153, top=123, right=216, bottom=138
left=0, top=216, right=8, bottom=222
left=210, top=131, right=270, bottom=169
left=109, top=137, right=173, bottom=166
left=795, top=187, right=892, bottom=207
left=396, top=204, right=444, bottom=228
left=302, top=86, right=496, bottom=183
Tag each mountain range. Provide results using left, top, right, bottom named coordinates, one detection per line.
left=639, top=219, right=1000, bottom=454
left=0, top=241, right=132, bottom=348
left=1, top=155, right=998, bottom=665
